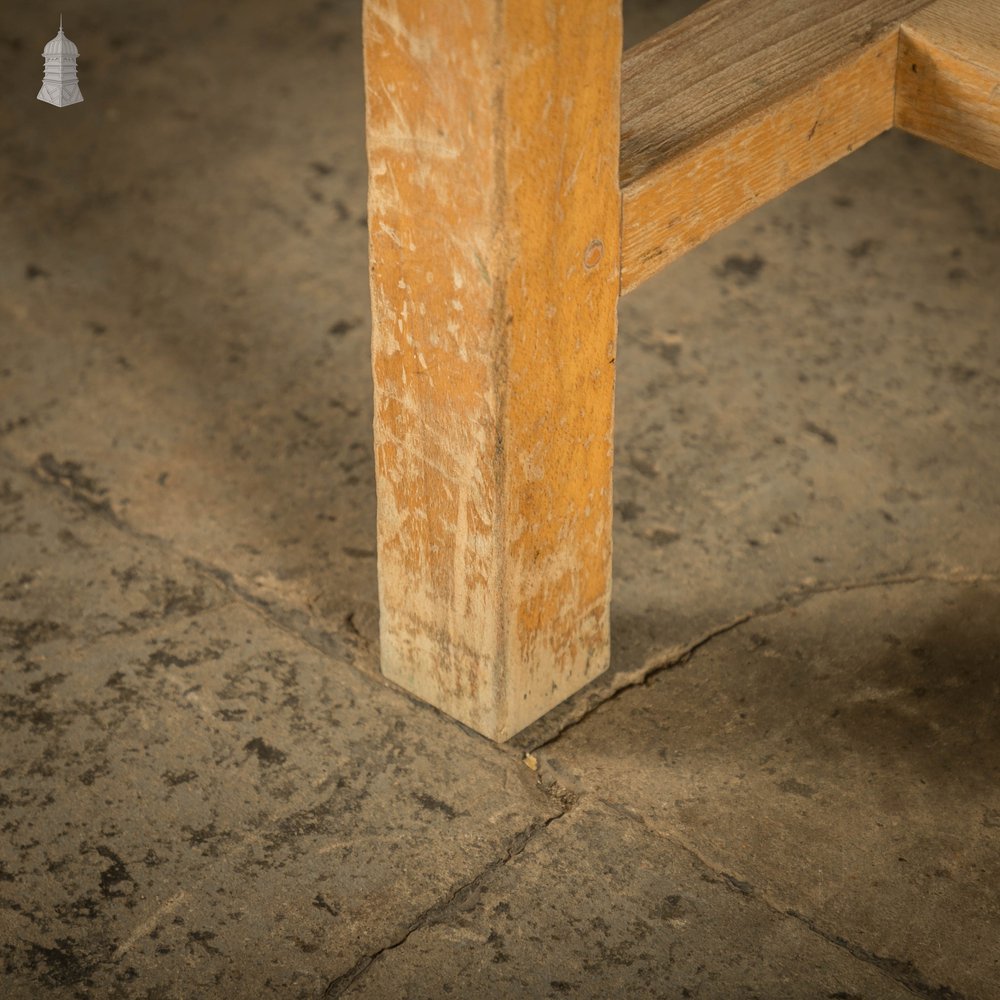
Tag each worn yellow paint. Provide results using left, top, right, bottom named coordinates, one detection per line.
left=363, top=0, right=621, bottom=741
left=897, top=0, right=1000, bottom=169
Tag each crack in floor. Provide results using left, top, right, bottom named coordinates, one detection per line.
left=528, top=570, right=1000, bottom=753
left=17, top=447, right=381, bottom=684
left=784, top=908, right=970, bottom=1000
left=594, top=798, right=968, bottom=1000
left=320, top=806, right=571, bottom=999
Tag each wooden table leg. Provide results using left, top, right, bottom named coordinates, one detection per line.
left=363, top=0, right=622, bottom=741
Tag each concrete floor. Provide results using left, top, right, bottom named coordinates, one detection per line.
left=1, top=0, right=999, bottom=997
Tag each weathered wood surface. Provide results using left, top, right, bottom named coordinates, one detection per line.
left=620, top=0, right=936, bottom=293
left=363, top=0, right=621, bottom=741
left=897, top=0, right=1000, bottom=169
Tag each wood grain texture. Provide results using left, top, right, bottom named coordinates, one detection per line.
left=620, top=0, right=934, bottom=293
left=897, top=0, right=1000, bottom=168
left=363, top=0, right=621, bottom=741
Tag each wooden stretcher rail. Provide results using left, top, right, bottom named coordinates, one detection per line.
left=618, top=0, right=993, bottom=294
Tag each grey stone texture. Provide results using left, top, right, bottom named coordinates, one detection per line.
left=1, top=0, right=998, bottom=997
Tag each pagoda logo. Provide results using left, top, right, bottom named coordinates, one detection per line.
left=38, top=16, right=83, bottom=108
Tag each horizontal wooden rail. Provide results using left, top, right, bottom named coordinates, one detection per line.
left=619, top=0, right=935, bottom=293
left=896, top=0, right=1000, bottom=169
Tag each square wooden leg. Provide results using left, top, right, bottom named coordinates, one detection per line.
left=363, top=0, right=622, bottom=741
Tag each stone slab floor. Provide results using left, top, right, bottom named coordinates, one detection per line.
left=1, top=1, right=998, bottom=997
